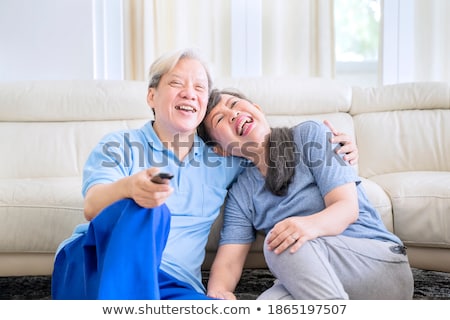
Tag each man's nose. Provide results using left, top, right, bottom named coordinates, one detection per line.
left=180, top=85, right=196, bottom=99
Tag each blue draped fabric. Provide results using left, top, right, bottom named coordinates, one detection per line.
left=52, top=199, right=211, bottom=300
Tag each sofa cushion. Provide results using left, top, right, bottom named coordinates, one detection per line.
left=0, top=80, right=152, bottom=180
left=351, top=82, right=449, bottom=115
left=216, top=76, right=352, bottom=115
left=351, top=82, right=450, bottom=178
left=0, top=177, right=85, bottom=252
left=370, top=171, right=450, bottom=248
left=0, top=120, right=149, bottom=179
left=360, top=178, right=393, bottom=232
left=0, top=80, right=151, bottom=121
left=353, top=110, right=450, bottom=178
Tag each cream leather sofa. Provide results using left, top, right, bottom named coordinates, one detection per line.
left=0, top=78, right=449, bottom=277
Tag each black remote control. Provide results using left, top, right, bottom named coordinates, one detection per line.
left=151, top=172, right=174, bottom=184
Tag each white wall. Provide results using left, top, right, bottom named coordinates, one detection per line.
left=0, top=0, right=95, bottom=81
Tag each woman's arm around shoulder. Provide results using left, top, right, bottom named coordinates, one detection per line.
left=323, top=119, right=358, bottom=165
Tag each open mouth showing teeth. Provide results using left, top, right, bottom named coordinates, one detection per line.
left=236, top=117, right=253, bottom=136
left=175, top=105, right=196, bottom=112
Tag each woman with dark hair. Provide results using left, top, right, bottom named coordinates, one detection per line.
left=198, top=89, right=414, bottom=300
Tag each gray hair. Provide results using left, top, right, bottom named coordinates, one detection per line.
left=148, top=48, right=213, bottom=94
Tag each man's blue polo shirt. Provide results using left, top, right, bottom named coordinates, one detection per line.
left=80, top=121, right=244, bottom=293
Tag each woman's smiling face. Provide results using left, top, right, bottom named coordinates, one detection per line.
left=204, top=93, right=271, bottom=158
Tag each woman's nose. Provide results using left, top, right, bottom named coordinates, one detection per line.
left=231, top=111, right=240, bottom=122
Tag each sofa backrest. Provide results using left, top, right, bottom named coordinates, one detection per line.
left=4, top=78, right=446, bottom=180
left=0, top=80, right=153, bottom=179
left=351, top=82, right=450, bottom=178
left=215, top=76, right=355, bottom=148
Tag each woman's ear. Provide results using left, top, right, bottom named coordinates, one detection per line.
left=253, top=103, right=263, bottom=111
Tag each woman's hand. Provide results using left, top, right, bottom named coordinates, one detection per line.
left=323, top=119, right=358, bottom=165
left=207, top=290, right=237, bottom=300
left=266, top=183, right=358, bottom=255
left=266, top=216, right=317, bottom=254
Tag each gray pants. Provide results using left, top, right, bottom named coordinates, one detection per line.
left=258, top=235, right=414, bottom=300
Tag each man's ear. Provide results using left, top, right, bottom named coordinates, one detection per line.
left=147, top=88, right=155, bottom=106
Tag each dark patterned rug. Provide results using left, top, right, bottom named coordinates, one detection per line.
left=0, top=268, right=449, bottom=300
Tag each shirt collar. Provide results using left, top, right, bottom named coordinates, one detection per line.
left=142, top=121, right=205, bottom=158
